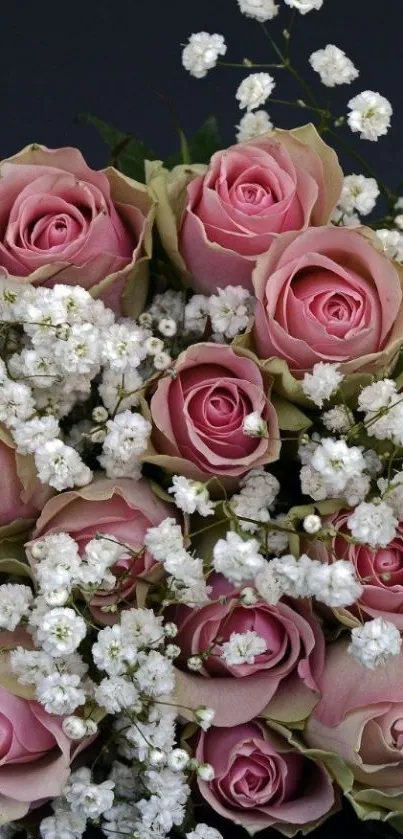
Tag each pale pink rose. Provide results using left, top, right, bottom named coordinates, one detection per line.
left=0, top=145, right=154, bottom=313
left=311, top=510, right=403, bottom=630
left=172, top=574, right=324, bottom=726
left=196, top=720, right=336, bottom=835
left=306, top=640, right=403, bottom=789
left=0, top=426, right=51, bottom=528
left=146, top=343, right=280, bottom=482
left=29, top=478, right=172, bottom=622
left=0, top=630, right=84, bottom=822
left=253, top=226, right=403, bottom=376
left=178, top=126, right=342, bottom=293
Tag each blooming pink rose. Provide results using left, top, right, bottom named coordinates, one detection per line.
left=311, top=510, right=403, bottom=630
left=0, top=630, right=81, bottom=823
left=29, top=478, right=172, bottom=622
left=0, top=145, right=154, bottom=313
left=196, top=721, right=336, bottom=835
left=172, top=574, right=324, bottom=726
left=306, top=640, right=403, bottom=790
left=146, top=343, right=280, bottom=482
left=253, top=226, right=403, bottom=376
left=178, top=125, right=342, bottom=293
left=0, top=425, right=50, bottom=528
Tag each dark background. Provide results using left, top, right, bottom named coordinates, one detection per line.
left=1, top=0, right=401, bottom=190
left=5, top=0, right=402, bottom=836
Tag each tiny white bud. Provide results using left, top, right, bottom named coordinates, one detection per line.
left=395, top=214, right=403, bottom=230
left=91, top=427, right=107, bottom=444
left=168, top=748, right=189, bottom=772
left=30, top=541, right=48, bottom=560
left=149, top=747, right=166, bottom=766
left=154, top=352, right=172, bottom=371
left=240, top=586, right=259, bottom=605
left=197, top=762, right=215, bottom=781
left=158, top=317, right=177, bottom=337
left=194, top=706, right=215, bottom=731
left=139, top=312, right=153, bottom=328
left=165, top=644, right=181, bottom=659
left=62, top=716, right=88, bottom=740
left=145, top=336, right=164, bottom=356
left=188, top=655, right=203, bottom=672
left=164, top=622, right=178, bottom=638
left=44, top=588, right=70, bottom=607
left=242, top=411, right=267, bottom=438
left=84, top=719, right=98, bottom=736
left=303, top=514, right=322, bottom=535
left=92, top=406, right=109, bottom=423
left=187, top=758, right=200, bottom=772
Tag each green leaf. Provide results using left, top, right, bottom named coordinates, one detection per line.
left=166, top=116, right=222, bottom=168
left=271, top=394, right=312, bottom=433
left=0, top=558, right=32, bottom=580
left=76, top=114, right=158, bottom=182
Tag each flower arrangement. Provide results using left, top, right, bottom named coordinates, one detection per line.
left=2, top=2, right=403, bottom=838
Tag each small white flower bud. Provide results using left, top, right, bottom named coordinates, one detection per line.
left=158, top=317, right=177, bottom=337
left=154, top=352, right=173, bottom=371
left=194, top=706, right=215, bottom=731
left=187, top=758, right=200, bottom=772
left=197, top=762, right=215, bottom=781
left=30, top=540, right=48, bottom=560
left=165, top=644, right=181, bottom=659
left=149, top=747, right=166, bottom=766
left=242, top=411, right=267, bottom=438
left=139, top=312, right=153, bottom=328
left=168, top=748, right=189, bottom=772
left=44, top=588, right=70, bottom=607
left=62, top=716, right=88, bottom=740
left=188, top=655, right=203, bottom=672
left=164, top=622, right=178, bottom=638
left=92, top=406, right=109, bottom=424
left=303, top=514, right=322, bottom=535
left=145, top=336, right=164, bottom=356
left=395, top=214, right=403, bottom=230
left=84, top=719, right=98, bottom=736
left=240, top=586, right=259, bottom=606
left=91, top=427, right=107, bottom=444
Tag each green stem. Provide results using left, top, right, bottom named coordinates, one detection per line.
left=218, top=61, right=284, bottom=69
left=326, top=127, right=395, bottom=205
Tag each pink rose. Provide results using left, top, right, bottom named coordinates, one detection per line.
left=146, top=343, right=280, bottom=482
left=0, top=425, right=50, bottom=528
left=29, top=478, right=172, bottom=622
left=0, top=145, right=154, bottom=313
left=172, top=574, right=324, bottom=726
left=306, top=640, right=403, bottom=791
left=0, top=630, right=81, bottom=822
left=252, top=226, right=403, bottom=376
left=196, top=720, right=336, bottom=835
left=178, top=125, right=342, bottom=293
left=311, top=510, right=403, bottom=630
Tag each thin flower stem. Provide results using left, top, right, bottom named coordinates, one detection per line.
left=218, top=61, right=284, bottom=69
left=326, top=127, right=395, bottom=205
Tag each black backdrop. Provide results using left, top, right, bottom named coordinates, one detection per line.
left=1, top=0, right=402, bottom=188
left=4, top=0, right=403, bottom=836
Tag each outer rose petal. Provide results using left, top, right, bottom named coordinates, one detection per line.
left=252, top=225, right=403, bottom=381
left=179, top=124, right=342, bottom=293
left=0, top=145, right=155, bottom=316
left=196, top=721, right=336, bottom=836
left=28, top=477, right=173, bottom=623
left=172, top=580, right=324, bottom=726
left=144, top=343, right=280, bottom=485
left=0, top=630, right=83, bottom=816
left=0, top=424, right=51, bottom=527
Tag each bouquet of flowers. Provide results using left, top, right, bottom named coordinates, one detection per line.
left=2, top=1, right=403, bottom=837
